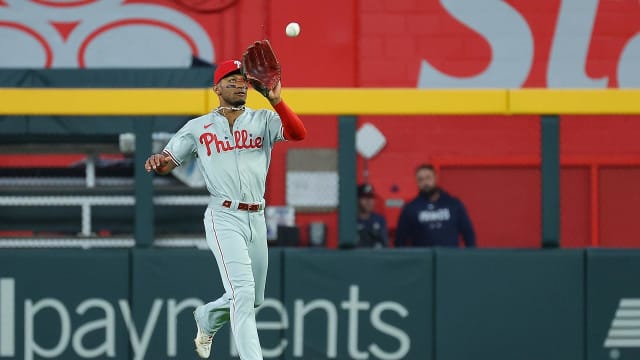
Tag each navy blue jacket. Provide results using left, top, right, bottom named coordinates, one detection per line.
left=357, top=212, right=389, bottom=247
left=395, top=190, right=475, bottom=247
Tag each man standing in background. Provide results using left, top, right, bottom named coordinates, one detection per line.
left=356, top=183, right=389, bottom=248
left=395, top=164, right=475, bottom=247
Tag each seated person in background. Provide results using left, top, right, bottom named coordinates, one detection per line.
left=396, top=164, right=476, bottom=247
left=356, top=183, right=389, bottom=248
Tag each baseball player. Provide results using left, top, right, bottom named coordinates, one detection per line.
left=144, top=59, right=306, bottom=359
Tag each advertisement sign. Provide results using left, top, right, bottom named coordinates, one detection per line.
left=0, top=249, right=130, bottom=360
left=0, top=0, right=636, bottom=87
left=587, top=250, right=640, bottom=360
left=4, top=248, right=640, bottom=360
left=282, top=249, right=433, bottom=360
left=435, top=249, right=585, bottom=360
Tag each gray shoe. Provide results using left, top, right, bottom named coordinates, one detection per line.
left=193, top=311, right=213, bottom=359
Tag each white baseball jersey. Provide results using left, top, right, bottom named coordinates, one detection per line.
left=163, top=108, right=285, bottom=202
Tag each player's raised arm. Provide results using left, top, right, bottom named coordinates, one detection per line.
left=242, top=40, right=307, bottom=141
left=266, top=81, right=306, bottom=141
left=144, top=153, right=176, bottom=175
left=273, top=99, right=306, bottom=141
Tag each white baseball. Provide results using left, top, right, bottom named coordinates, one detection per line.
left=285, top=22, right=301, bottom=37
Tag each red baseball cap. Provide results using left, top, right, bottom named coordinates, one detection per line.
left=214, top=59, right=242, bottom=85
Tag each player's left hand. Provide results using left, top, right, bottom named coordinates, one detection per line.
left=241, top=40, right=281, bottom=101
left=267, top=80, right=282, bottom=106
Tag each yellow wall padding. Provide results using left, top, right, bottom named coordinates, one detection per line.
left=0, top=88, right=638, bottom=115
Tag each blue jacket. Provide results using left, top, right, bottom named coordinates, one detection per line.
left=357, top=212, right=389, bottom=247
left=395, top=190, right=475, bottom=247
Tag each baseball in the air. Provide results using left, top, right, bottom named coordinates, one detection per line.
left=285, top=22, right=301, bottom=37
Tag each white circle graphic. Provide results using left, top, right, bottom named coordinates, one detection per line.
left=0, top=0, right=216, bottom=68
left=82, top=23, right=196, bottom=68
left=0, top=24, right=50, bottom=67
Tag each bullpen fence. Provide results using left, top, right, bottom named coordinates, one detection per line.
left=0, top=248, right=638, bottom=360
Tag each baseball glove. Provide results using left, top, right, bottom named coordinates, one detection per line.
left=241, top=40, right=282, bottom=98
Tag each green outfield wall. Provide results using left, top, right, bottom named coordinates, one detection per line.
left=0, top=248, right=638, bottom=360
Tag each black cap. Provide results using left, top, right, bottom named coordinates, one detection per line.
left=357, top=183, right=376, bottom=198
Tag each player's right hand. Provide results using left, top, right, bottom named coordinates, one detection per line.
left=144, top=154, right=172, bottom=173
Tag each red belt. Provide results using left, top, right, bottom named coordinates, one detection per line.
left=222, top=200, right=262, bottom=212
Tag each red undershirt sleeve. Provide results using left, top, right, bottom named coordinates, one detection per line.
left=273, top=100, right=307, bottom=141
